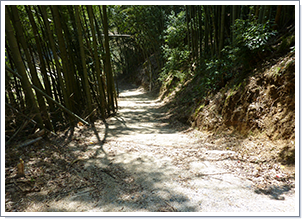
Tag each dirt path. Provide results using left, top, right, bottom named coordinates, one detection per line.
left=15, top=83, right=296, bottom=214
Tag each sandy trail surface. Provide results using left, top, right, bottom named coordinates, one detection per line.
left=22, top=83, right=296, bottom=215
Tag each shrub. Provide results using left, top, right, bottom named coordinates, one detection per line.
left=159, top=11, right=190, bottom=82
left=230, top=18, right=277, bottom=67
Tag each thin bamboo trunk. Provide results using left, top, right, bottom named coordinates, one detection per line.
left=51, top=5, right=74, bottom=121
left=102, top=5, right=117, bottom=113
left=87, top=5, right=106, bottom=118
left=219, top=5, right=226, bottom=58
left=6, top=66, right=90, bottom=126
left=40, top=6, right=69, bottom=124
left=5, top=7, right=44, bottom=129
left=22, top=6, right=54, bottom=131
left=75, top=6, right=93, bottom=116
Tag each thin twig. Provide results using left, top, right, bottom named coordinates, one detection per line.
left=17, top=137, right=43, bottom=148
left=5, top=102, right=38, bottom=125
left=52, top=184, right=96, bottom=197
left=100, top=169, right=116, bottom=180
left=13, top=180, right=24, bottom=192
left=5, top=102, right=57, bottom=137
left=164, top=201, right=178, bottom=212
left=196, top=172, right=231, bottom=177
left=84, top=108, right=97, bottom=121
left=5, top=116, right=34, bottom=145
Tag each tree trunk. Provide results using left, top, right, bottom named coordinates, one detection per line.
left=41, top=6, right=68, bottom=124
left=6, top=47, right=25, bottom=110
left=198, top=6, right=203, bottom=62
left=263, top=5, right=271, bottom=23
left=22, top=6, right=54, bottom=131
left=5, top=7, right=44, bottom=129
left=210, top=6, right=218, bottom=57
left=219, top=5, right=226, bottom=58
left=75, top=6, right=93, bottom=117
left=275, top=5, right=283, bottom=27
left=60, top=7, right=81, bottom=112
left=232, top=5, right=239, bottom=45
left=6, top=66, right=90, bottom=127
left=5, top=71, right=19, bottom=110
left=185, top=6, right=191, bottom=58
left=258, top=6, right=265, bottom=23
left=87, top=5, right=106, bottom=119
left=51, top=5, right=74, bottom=122
left=203, top=6, right=210, bottom=57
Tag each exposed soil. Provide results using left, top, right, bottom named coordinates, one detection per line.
left=5, top=82, right=296, bottom=214
left=208, top=52, right=295, bottom=141
left=162, top=51, right=295, bottom=167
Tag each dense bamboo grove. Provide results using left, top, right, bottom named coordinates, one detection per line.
left=5, top=5, right=118, bottom=135
left=107, top=5, right=294, bottom=94
left=5, top=5, right=295, bottom=139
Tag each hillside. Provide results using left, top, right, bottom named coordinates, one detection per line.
left=159, top=50, right=295, bottom=167
left=126, top=28, right=295, bottom=168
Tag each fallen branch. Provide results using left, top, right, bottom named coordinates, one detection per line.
left=28, top=129, right=46, bottom=139
left=164, top=201, right=178, bottom=212
left=17, top=137, right=42, bottom=148
left=5, top=102, right=57, bottom=137
left=5, top=115, right=34, bottom=145
left=13, top=180, right=24, bottom=192
left=84, top=108, right=97, bottom=121
left=196, top=172, right=231, bottom=177
left=6, top=65, right=90, bottom=126
left=12, top=179, right=40, bottom=193
left=100, top=168, right=116, bottom=180
left=50, top=184, right=96, bottom=197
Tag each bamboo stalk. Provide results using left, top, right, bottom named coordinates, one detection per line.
left=5, top=102, right=57, bottom=137
left=6, top=65, right=90, bottom=126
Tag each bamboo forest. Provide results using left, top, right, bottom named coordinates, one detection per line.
left=5, top=4, right=297, bottom=214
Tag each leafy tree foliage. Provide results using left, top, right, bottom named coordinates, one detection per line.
left=160, top=11, right=190, bottom=82
left=5, top=4, right=295, bottom=140
left=158, top=5, right=294, bottom=93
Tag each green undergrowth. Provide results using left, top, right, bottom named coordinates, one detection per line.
left=160, top=31, right=295, bottom=133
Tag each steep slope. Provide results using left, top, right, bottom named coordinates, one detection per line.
left=161, top=50, right=295, bottom=166
left=193, top=51, right=295, bottom=141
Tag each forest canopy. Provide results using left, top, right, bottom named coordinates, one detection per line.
left=5, top=5, right=295, bottom=139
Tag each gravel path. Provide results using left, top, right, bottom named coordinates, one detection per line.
left=23, top=83, right=297, bottom=215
